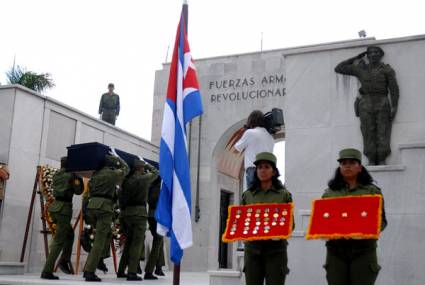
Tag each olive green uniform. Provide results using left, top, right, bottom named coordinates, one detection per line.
left=98, top=93, right=120, bottom=125
left=42, top=169, right=84, bottom=273
left=83, top=157, right=129, bottom=273
left=241, top=185, right=292, bottom=285
left=117, top=164, right=158, bottom=274
left=322, top=184, right=388, bottom=285
left=145, top=178, right=165, bottom=274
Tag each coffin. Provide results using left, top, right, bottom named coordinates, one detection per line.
left=66, top=142, right=140, bottom=173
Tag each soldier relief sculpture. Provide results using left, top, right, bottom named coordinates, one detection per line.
left=335, top=46, right=399, bottom=165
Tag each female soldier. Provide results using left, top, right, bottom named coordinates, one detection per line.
left=322, top=148, right=387, bottom=285
left=242, top=152, right=292, bottom=285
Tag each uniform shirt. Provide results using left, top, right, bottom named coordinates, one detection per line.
left=323, top=183, right=387, bottom=250
left=120, top=166, right=158, bottom=217
left=88, top=157, right=129, bottom=213
left=98, top=93, right=120, bottom=115
left=322, top=183, right=387, bottom=231
left=234, top=127, right=274, bottom=169
left=49, top=168, right=84, bottom=216
left=242, top=184, right=293, bottom=251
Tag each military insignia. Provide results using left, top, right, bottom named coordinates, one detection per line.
left=222, top=203, right=294, bottom=242
left=306, top=195, right=383, bottom=240
left=74, top=179, right=81, bottom=185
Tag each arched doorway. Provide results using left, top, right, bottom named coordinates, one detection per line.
left=214, top=122, right=285, bottom=268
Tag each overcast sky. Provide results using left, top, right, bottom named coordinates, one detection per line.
left=0, top=0, right=423, bottom=142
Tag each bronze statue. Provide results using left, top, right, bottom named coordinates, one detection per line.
left=335, top=46, right=399, bottom=165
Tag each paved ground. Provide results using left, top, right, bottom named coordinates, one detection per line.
left=0, top=271, right=209, bottom=285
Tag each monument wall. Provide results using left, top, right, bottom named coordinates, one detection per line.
left=152, top=35, right=425, bottom=284
left=0, top=85, right=159, bottom=272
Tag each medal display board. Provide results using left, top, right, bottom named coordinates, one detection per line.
left=222, top=203, right=293, bottom=243
left=306, top=195, right=382, bottom=240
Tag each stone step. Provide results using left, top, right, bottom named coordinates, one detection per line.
left=0, top=262, right=25, bottom=275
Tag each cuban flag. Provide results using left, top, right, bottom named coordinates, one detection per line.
left=155, top=7, right=203, bottom=264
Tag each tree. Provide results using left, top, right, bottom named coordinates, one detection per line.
left=6, top=65, right=54, bottom=93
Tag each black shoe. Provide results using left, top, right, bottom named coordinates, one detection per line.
left=154, top=268, right=165, bottom=276
left=84, top=271, right=102, bottom=282
left=96, top=259, right=108, bottom=273
left=144, top=272, right=158, bottom=280
left=58, top=260, right=72, bottom=274
left=41, top=271, right=59, bottom=280
left=116, top=272, right=128, bottom=278
left=127, top=273, right=142, bottom=281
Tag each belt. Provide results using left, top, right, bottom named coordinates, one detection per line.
left=55, top=197, right=72, bottom=202
left=90, top=194, right=114, bottom=200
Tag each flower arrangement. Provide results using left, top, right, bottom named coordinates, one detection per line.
left=39, top=165, right=58, bottom=236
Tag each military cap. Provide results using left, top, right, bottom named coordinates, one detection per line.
left=366, top=45, right=384, bottom=56
left=254, top=152, right=277, bottom=166
left=60, top=156, right=68, bottom=168
left=104, top=155, right=122, bottom=167
left=337, top=148, right=362, bottom=163
left=134, top=159, right=146, bottom=167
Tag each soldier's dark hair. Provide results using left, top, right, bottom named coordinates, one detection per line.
left=108, top=83, right=114, bottom=88
left=245, top=110, right=266, bottom=129
left=327, top=166, right=374, bottom=190
left=250, top=161, right=284, bottom=189
left=366, top=46, right=384, bottom=57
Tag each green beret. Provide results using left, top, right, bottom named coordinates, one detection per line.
left=104, top=155, right=121, bottom=167
left=337, top=148, right=362, bottom=163
left=134, top=159, right=146, bottom=167
left=254, top=152, right=277, bottom=166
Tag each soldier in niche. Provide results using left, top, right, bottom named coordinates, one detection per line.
left=335, top=46, right=399, bottom=165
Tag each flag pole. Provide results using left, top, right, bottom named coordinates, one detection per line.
left=173, top=2, right=187, bottom=284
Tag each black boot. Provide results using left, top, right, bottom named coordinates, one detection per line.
left=58, top=260, right=72, bottom=274
left=84, top=271, right=101, bottom=282
left=154, top=267, right=165, bottom=276
left=144, top=272, right=158, bottom=280
left=116, top=272, right=128, bottom=278
left=127, top=273, right=142, bottom=281
left=96, top=259, right=108, bottom=273
left=41, top=271, right=59, bottom=280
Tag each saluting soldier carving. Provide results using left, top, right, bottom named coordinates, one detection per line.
left=98, top=83, right=120, bottom=125
left=335, top=46, right=399, bottom=165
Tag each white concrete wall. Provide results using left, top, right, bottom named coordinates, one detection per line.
left=0, top=85, right=159, bottom=272
left=152, top=35, right=425, bottom=284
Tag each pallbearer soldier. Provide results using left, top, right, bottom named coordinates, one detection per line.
left=41, top=157, right=84, bottom=280
left=83, top=154, right=129, bottom=282
left=116, top=159, right=158, bottom=281
left=98, top=83, right=120, bottom=125
left=144, top=176, right=166, bottom=279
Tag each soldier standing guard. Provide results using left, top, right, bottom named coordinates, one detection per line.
left=41, top=157, right=84, bottom=280
left=335, top=46, right=399, bottom=165
left=321, top=148, right=387, bottom=285
left=83, top=154, right=129, bottom=282
left=144, top=176, right=166, bottom=279
left=116, top=159, right=158, bottom=281
left=98, top=83, right=120, bottom=125
left=242, top=152, right=292, bottom=285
